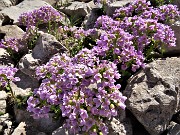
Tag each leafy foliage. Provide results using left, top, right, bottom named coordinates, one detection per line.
left=0, top=0, right=179, bottom=134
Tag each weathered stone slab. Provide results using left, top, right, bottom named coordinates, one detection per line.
left=14, top=108, right=63, bottom=134
left=42, top=0, right=58, bottom=6
left=108, top=118, right=133, bottom=135
left=105, top=0, right=133, bottom=17
left=11, top=122, right=26, bottom=135
left=0, top=100, right=6, bottom=114
left=124, top=57, right=180, bottom=135
left=10, top=0, right=20, bottom=5
left=10, top=70, right=39, bottom=96
left=0, top=25, right=24, bottom=40
left=59, top=1, right=92, bottom=21
left=0, top=113, right=12, bottom=135
left=18, top=53, right=40, bottom=78
left=83, top=8, right=102, bottom=29
left=167, top=121, right=180, bottom=135
left=32, top=32, right=68, bottom=62
left=0, top=0, right=12, bottom=11
left=164, top=21, right=180, bottom=56
left=0, top=48, right=14, bottom=67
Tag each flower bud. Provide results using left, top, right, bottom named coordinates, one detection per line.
left=93, top=128, right=97, bottom=133
left=87, top=106, right=91, bottom=111
left=110, top=104, right=115, bottom=109
left=99, top=132, right=103, bottom=135
left=69, top=100, right=73, bottom=105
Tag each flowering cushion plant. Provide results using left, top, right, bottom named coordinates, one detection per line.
left=26, top=0, right=179, bottom=134
left=0, top=66, right=20, bottom=88
left=18, top=6, right=62, bottom=28
left=0, top=0, right=178, bottom=135
left=27, top=49, right=127, bottom=134
left=0, top=66, right=20, bottom=100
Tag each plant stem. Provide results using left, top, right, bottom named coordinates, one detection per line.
left=7, top=81, right=16, bottom=102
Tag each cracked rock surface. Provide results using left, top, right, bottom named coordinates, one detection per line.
left=124, top=57, right=180, bottom=135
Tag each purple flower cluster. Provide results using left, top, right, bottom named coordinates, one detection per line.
left=114, top=0, right=179, bottom=22
left=159, top=4, right=180, bottom=22
left=27, top=49, right=127, bottom=135
left=26, top=1, right=179, bottom=134
left=0, top=38, right=21, bottom=52
left=140, top=8, right=161, bottom=20
left=58, top=26, right=97, bottom=40
left=94, top=1, right=178, bottom=71
left=18, top=6, right=62, bottom=28
left=0, top=26, right=38, bottom=53
left=113, top=0, right=151, bottom=19
left=140, top=4, right=180, bottom=22
left=0, top=66, right=20, bottom=88
left=94, top=16, right=145, bottom=71
left=120, top=16, right=176, bottom=49
left=23, top=26, right=39, bottom=40
left=0, top=8, right=46, bottom=54
left=95, top=15, right=120, bottom=31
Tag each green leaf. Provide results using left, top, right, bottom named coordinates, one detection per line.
left=0, top=112, right=5, bottom=116
left=58, top=69, right=64, bottom=74
left=6, top=86, right=11, bottom=91
left=46, top=72, right=52, bottom=78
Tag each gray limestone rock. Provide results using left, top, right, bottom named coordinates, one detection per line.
left=105, top=0, right=133, bottom=17
left=11, top=122, right=26, bottom=135
left=32, top=32, right=68, bottom=63
left=59, top=1, right=92, bottom=22
left=37, top=132, right=47, bottom=135
left=41, top=0, right=58, bottom=6
left=0, top=125, right=3, bottom=134
left=107, top=112, right=133, bottom=135
left=77, top=0, right=92, bottom=2
left=0, top=113, right=9, bottom=123
left=149, top=0, right=180, bottom=9
left=14, top=107, right=63, bottom=134
left=108, top=118, right=132, bottom=135
left=14, top=108, right=38, bottom=130
left=124, top=57, right=180, bottom=135
left=0, top=0, right=12, bottom=11
left=60, top=12, right=71, bottom=26
left=164, top=21, right=180, bottom=56
left=56, top=0, right=74, bottom=7
left=0, top=100, right=6, bottom=114
left=52, top=126, right=70, bottom=135
left=176, top=112, right=180, bottom=124
left=173, top=0, right=180, bottom=9
left=83, top=8, right=101, bottom=29
left=3, top=120, right=12, bottom=135
left=0, top=48, right=14, bottom=67
left=10, top=70, right=39, bottom=97
left=167, top=122, right=180, bottom=135
left=0, top=91, right=7, bottom=101
left=18, top=53, right=41, bottom=78
left=0, top=90, right=8, bottom=114
left=0, top=25, right=24, bottom=40
left=9, top=0, right=21, bottom=5
left=0, top=14, right=5, bottom=26
left=0, top=113, right=12, bottom=135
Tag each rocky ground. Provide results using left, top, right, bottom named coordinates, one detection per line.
left=0, top=0, right=180, bottom=135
